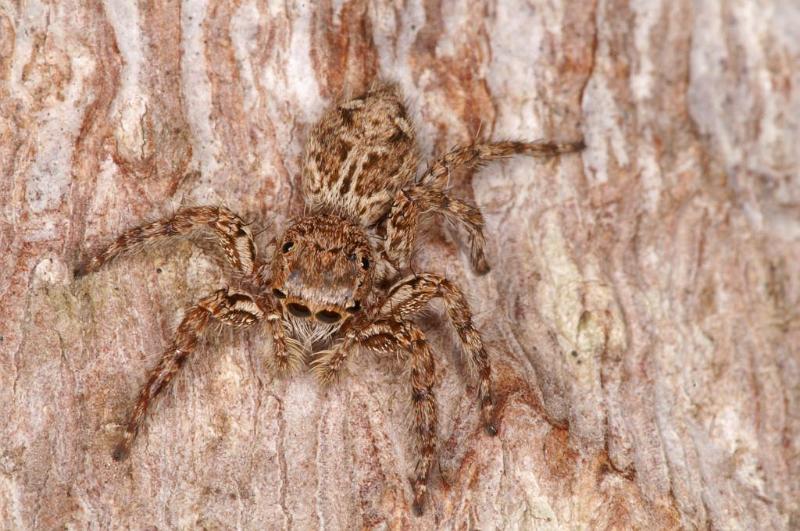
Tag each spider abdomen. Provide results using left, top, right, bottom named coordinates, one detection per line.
left=301, top=82, right=419, bottom=227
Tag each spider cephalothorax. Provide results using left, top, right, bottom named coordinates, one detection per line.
left=76, top=81, right=582, bottom=515
left=270, top=215, right=373, bottom=341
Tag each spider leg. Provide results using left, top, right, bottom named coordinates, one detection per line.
left=419, top=139, right=585, bottom=189
left=76, top=206, right=258, bottom=277
left=382, top=189, right=420, bottom=272
left=308, top=327, right=361, bottom=386
left=384, top=139, right=583, bottom=273
left=112, top=288, right=263, bottom=461
left=312, top=272, right=496, bottom=435
left=380, top=273, right=497, bottom=436
left=385, top=188, right=489, bottom=273
left=348, top=318, right=438, bottom=515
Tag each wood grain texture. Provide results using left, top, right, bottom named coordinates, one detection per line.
left=1, top=0, right=798, bottom=528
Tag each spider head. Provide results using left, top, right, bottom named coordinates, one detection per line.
left=270, top=215, right=373, bottom=327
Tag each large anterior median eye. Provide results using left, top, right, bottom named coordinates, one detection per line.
left=361, top=256, right=370, bottom=270
left=287, top=303, right=311, bottom=318
left=272, top=288, right=286, bottom=299
left=315, top=310, right=341, bottom=323
left=282, top=241, right=294, bottom=253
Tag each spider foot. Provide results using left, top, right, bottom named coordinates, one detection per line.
left=472, top=251, right=490, bottom=275
left=112, top=434, right=133, bottom=461
left=482, top=396, right=498, bottom=436
left=73, top=257, right=98, bottom=279
left=411, top=481, right=427, bottom=516
left=550, top=139, right=586, bottom=153
left=563, top=139, right=586, bottom=152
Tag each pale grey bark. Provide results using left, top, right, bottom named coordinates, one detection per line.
left=1, top=0, right=798, bottom=529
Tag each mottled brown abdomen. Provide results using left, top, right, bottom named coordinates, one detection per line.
left=302, top=82, right=419, bottom=227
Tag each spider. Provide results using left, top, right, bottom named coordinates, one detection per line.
left=75, top=81, right=583, bottom=515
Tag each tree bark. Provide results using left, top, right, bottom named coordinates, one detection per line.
left=1, top=0, right=798, bottom=529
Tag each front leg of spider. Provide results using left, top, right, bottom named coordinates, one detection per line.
left=380, top=273, right=497, bottom=435
left=313, top=271, right=498, bottom=436
left=263, top=308, right=306, bottom=374
left=75, top=206, right=257, bottom=277
left=75, top=205, right=268, bottom=460
left=325, top=318, right=438, bottom=515
left=113, top=289, right=264, bottom=461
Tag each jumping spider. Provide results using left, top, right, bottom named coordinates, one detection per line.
left=76, top=81, right=582, bottom=515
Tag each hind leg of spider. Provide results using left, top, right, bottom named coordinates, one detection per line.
left=379, top=273, right=497, bottom=435
left=385, top=187, right=489, bottom=274
left=112, top=288, right=263, bottom=461
left=419, top=139, right=585, bottom=189
left=356, top=318, right=438, bottom=515
left=383, top=139, right=584, bottom=273
left=76, top=206, right=258, bottom=277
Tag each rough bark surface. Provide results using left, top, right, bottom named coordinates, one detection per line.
left=1, top=1, right=798, bottom=529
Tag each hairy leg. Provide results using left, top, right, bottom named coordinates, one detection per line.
left=380, top=273, right=496, bottom=435
left=312, top=272, right=496, bottom=435
left=112, top=288, right=263, bottom=461
left=385, top=188, right=488, bottom=273
left=384, top=139, right=584, bottom=272
left=383, top=190, right=419, bottom=272
left=76, top=206, right=257, bottom=277
left=419, top=139, right=585, bottom=189
left=340, top=318, right=438, bottom=515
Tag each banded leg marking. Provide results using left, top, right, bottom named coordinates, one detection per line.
left=76, top=206, right=257, bottom=277
left=112, top=288, right=262, bottom=460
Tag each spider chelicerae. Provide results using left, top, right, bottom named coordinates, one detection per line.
left=76, top=81, right=582, bottom=515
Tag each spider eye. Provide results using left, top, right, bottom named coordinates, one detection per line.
left=347, top=253, right=356, bottom=262
left=282, top=241, right=294, bottom=253
left=361, top=256, right=370, bottom=270
left=346, top=301, right=362, bottom=314
left=272, top=288, right=286, bottom=299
